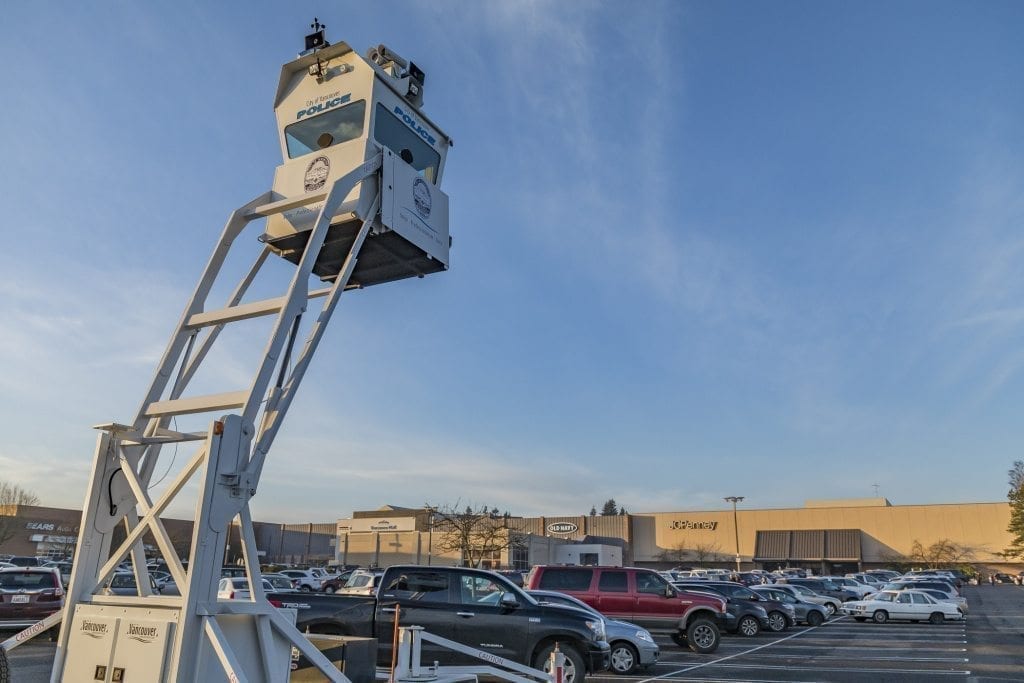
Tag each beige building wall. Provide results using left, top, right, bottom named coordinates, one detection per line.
left=633, top=501, right=1013, bottom=565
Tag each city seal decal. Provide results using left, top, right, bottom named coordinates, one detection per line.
left=304, top=156, right=330, bottom=192
left=413, top=178, right=432, bottom=219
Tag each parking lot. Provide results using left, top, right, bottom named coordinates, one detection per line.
left=587, top=584, right=1022, bottom=683
left=5, top=585, right=1023, bottom=682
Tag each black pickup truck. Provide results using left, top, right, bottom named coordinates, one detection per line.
left=270, top=565, right=611, bottom=683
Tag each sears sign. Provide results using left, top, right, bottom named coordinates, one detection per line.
left=546, top=522, right=578, bottom=535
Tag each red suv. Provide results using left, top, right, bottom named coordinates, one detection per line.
left=0, top=567, right=64, bottom=629
left=526, top=565, right=726, bottom=653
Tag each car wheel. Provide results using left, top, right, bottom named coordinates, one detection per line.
left=324, top=586, right=335, bottom=594
left=872, top=610, right=888, bottom=624
left=300, top=585, right=312, bottom=592
left=766, top=611, right=787, bottom=632
left=806, top=610, right=825, bottom=627
left=824, top=603, right=837, bottom=617
left=609, top=642, right=639, bottom=675
left=685, top=619, right=720, bottom=654
left=535, top=643, right=585, bottom=683
left=929, top=612, right=944, bottom=625
left=738, top=615, right=760, bottom=637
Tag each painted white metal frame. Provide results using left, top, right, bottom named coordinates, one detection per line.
left=388, top=626, right=556, bottom=683
left=50, top=153, right=385, bottom=683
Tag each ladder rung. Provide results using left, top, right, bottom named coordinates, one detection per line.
left=186, top=287, right=333, bottom=329
left=144, top=391, right=249, bottom=417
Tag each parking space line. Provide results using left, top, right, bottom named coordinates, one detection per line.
left=707, top=663, right=969, bottom=675
left=637, top=624, right=824, bottom=681
left=746, top=653, right=968, bottom=662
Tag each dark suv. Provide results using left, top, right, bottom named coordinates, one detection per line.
left=674, top=581, right=775, bottom=636
left=0, top=567, right=64, bottom=628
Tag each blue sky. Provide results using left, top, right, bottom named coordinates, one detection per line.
left=1, top=1, right=1022, bottom=523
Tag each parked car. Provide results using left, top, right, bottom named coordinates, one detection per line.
left=6, top=556, right=46, bottom=567
left=842, top=589, right=964, bottom=623
left=528, top=589, right=659, bottom=675
left=766, top=582, right=842, bottom=617
left=751, top=585, right=827, bottom=626
left=882, top=579, right=960, bottom=596
left=673, top=581, right=776, bottom=635
left=0, top=567, right=64, bottom=629
left=102, top=571, right=162, bottom=596
left=822, top=576, right=876, bottom=598
left=279, top=568, right=323, bottom=592
left=218, top=577, right=277, bottom=600
left=264, top=573, right=300, bottom=592
left=846, top=573, right=886, bottom=590
left=320, top=569, right=355, bottom=593
left=525, top=565, right=726, bottom=654
left=779, top=577, right=857, bottom=602
left=993, top=573, right=1015, bottom=584
left=338, top=569, right=384, bottom=595
left=902, top=587, right=968, bottom=613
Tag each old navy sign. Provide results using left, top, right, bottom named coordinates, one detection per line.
left=547, top=522, right=578, bottom=534
left=670, top=520, right=718, bottom=531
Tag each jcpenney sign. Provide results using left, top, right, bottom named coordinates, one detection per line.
left=669, top=520, right=718, bottom=531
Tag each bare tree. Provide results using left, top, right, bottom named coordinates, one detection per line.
left=429, top=502, right=522, bottom=568
left=0, top=480, right=40, bottom=546
left=655, top=539, right=691, bottom=566
left=896, top=539, right=977, bottom=569
left=692, top=541, right=723, bottom=567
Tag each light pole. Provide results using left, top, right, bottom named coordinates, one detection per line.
left=426, top=508, right=436, bottom=566
left=724, top=496, right=744, bottom=573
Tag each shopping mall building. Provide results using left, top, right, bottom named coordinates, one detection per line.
left=2, top=498, right=1016, bottom=574
left=334, top=498, right=1018, bottom=574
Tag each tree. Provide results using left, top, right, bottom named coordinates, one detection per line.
left=655, top=539, right=691, bottom=565
left=907, top=539, right=976, bottom=567
left=428, top=502, right=522, bottom=568
left=0, top=480, right=40, bottom=547
left=589, top=507, right=597, bottom=517
left=600, top=499, right=618, bottom=516
left=692, top=541, right=723, bottom=567
left=1004, top=460, right=1024, bottom=559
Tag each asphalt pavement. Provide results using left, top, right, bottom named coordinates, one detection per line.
left=4, top=583, right=1023, bottom=682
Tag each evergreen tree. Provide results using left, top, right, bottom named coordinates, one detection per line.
left=1005, top=461, right=1024, bottom=559
left=600, top=499, right=618, bottom=516
left=589, top=506, right=597, bottom=516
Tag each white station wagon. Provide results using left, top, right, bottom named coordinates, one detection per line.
left=842, top=589, right=964, bottom=624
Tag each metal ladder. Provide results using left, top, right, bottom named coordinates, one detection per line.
left=50, top=152, right=386, bottom=683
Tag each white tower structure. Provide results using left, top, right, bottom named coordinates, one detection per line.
left=50, top=22, right=452, bottom=683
